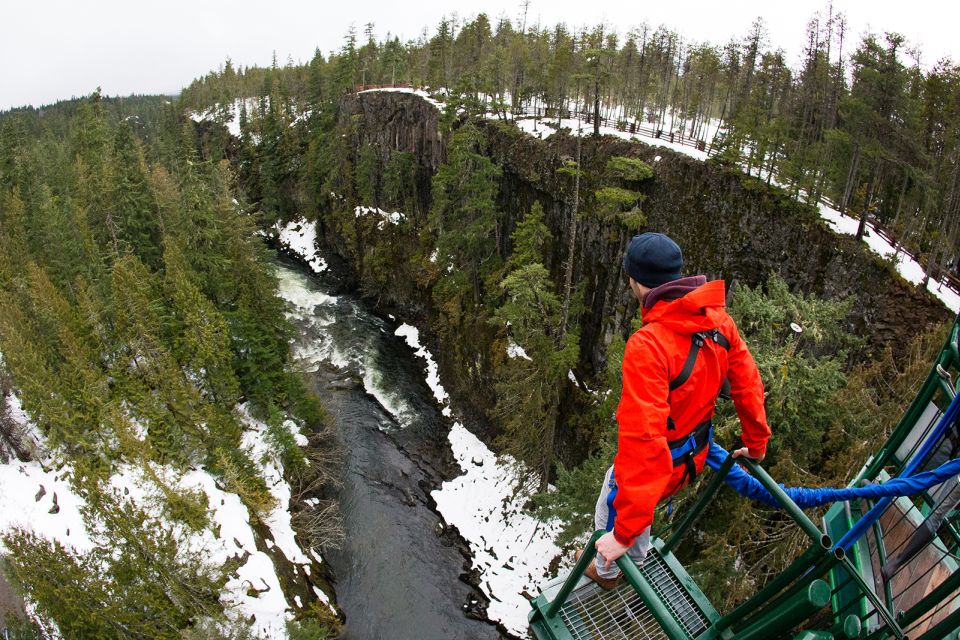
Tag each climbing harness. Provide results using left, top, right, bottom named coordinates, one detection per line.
left=605, top=421, right=713, bottom=532
left=668, top=419, right=712, bottom=486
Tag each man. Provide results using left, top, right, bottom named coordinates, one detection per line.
left=585, top=232, right=771, bottom=588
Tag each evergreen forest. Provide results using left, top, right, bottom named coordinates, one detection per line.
left=1, top=4, right=958, bottom=639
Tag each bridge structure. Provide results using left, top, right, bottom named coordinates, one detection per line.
left=529, top=316, right=960, bottom=640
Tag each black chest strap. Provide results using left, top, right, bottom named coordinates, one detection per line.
left=668, top=329, right=730, bottom=391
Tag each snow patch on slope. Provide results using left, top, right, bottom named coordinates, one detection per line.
left=355, top=205, right=406, bottom=229
left=818, top=202, right=960, bottom=313
left=276, top=218, right=327, bottom=274
left=433, top=423, right=563, bottom=637
left=394, top=324, right=450, bottom=417
left=0, top=389, right=325, bottom=638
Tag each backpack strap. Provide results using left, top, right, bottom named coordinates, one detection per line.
left=668, top=329, right=730, bottom=391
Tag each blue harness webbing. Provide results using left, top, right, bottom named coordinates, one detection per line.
left=605, top=421, right=714, bottom=531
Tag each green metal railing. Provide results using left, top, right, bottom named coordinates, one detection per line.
left=529, top=316, right=960, bottom=640
left=530, top=457, right=846, bottom=640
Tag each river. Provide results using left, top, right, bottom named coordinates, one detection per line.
left=273, top=258, right=507, bottom=640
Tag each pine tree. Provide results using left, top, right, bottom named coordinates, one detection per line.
left=493, top=202, right=580, bottom=492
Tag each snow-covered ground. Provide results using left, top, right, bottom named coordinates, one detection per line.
left=433, top=423, right=563, bottom=637
left=818, top=203, right=960, bottom=313
left=0, top=388, right=327, bottom=637
left=356, top=86, right=444, bottom=111
left=190, top=96, right=310, bottom=140
left=0, top=395, right=93, bottom=556
left=276, top=218, right=327, bottom=274
left=509, top=114, right=711, bottom=162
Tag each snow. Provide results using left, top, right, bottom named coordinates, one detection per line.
left=276, top=218, right=327, bottom=274
left=189, top=98, right=257, bottom=138
left=355, top=205, right=406, bottom=229
left=0, top=459, right=94, bottom=555
left=506, top=340, right=532, bottom=361
left=511, top=115, right=711, bottom=162
left=357, top=86, right=445, bottom=111
left=818, top=202, right=960, bottom=313
left=432, top=423, right=563, bottom=636
left=394, top=324, right=450, bottom=413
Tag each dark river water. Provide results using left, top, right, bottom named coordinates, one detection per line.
left=274, top=259, right=505, bottom=640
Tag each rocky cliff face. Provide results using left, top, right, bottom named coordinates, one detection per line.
left=326, top=90, right=950, bottom=420
left=477, top=122, right=952, bottom=373
left=339, top=91, right=446, bottom=171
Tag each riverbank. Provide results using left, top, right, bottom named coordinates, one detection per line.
left=273, top=222, right=569, bottom=638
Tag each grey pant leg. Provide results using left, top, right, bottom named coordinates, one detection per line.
left=593, top=465, right=651, bottom=580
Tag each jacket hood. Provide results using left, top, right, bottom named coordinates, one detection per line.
left=641, top=279, right=727, bottom=335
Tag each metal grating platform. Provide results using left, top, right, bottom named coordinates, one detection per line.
left=557, top=551, right=710, bottom=640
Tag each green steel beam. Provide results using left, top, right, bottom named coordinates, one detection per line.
left=740, top=458, right=828, bottom=546
left=726, top=579, right=830, bottom=640
left=737, top=552, right=843, bottom=633
left=543, top=530, right=604, bottom=619
left=913, top=605, right=960, bottom=640
left=715, top=545, right=830, bottom=632
left=618, top=554, right=690, bottom=640
left=939, top=375, right=958, bottom=399
left=793, top=632, right=834, bottom=640
left=663, top=455, right=736, bottom=555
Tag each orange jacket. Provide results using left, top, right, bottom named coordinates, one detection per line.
left=611, top=278, right=770, bottom=546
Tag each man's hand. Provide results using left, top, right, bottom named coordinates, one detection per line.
left=595, top=532, right=631, bottom=571
left=732, top=447, right=764, bottom=462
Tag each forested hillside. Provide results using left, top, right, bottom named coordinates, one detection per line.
left=0, top=93, right=339, bottom=638
left=1, top=5, right=959, bottom=638
left=181, top=10, right=960, bottom=286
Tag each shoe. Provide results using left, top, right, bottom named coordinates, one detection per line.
left=575, top=548, right=622, bottom=591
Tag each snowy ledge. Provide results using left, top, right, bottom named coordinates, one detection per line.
left=356, top=86, right=445, bottom=111
left=391, top=324, right=564, bottom=637
left=275, top=218, right=327, bottom=274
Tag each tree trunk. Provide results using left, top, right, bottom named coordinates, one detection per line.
left=857, top=161, right=883, bottom=241
left=841, top=145, right=860, bottom=214
left=593, top=76, right=601, bottom=137
left=559, top=133, right=581, bottom=338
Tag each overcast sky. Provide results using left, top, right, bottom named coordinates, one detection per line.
left=2, top=0, right=957, bottom=111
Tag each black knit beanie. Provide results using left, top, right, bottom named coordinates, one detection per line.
left=623, top=232, right=683, bottom=288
